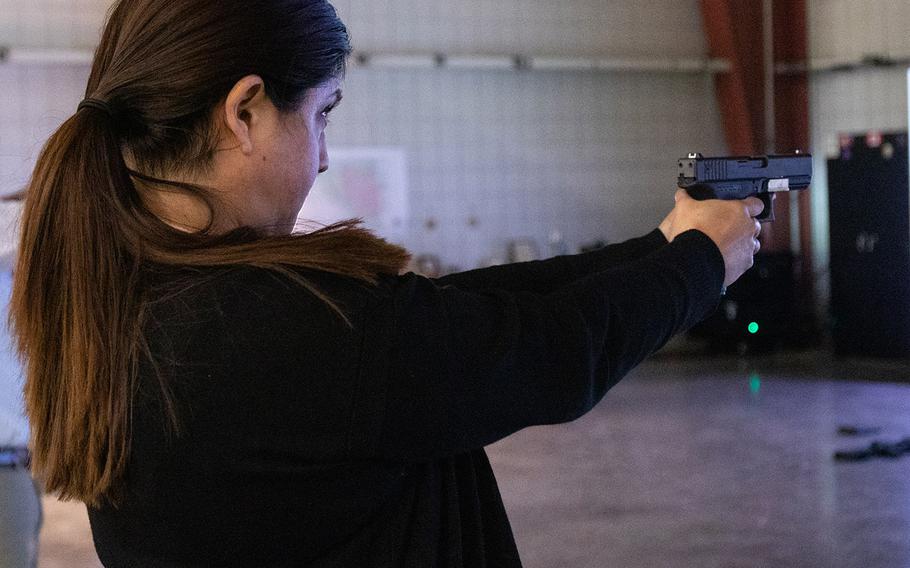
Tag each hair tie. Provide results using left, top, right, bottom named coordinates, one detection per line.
left=77, top=98, right=114, bottom=117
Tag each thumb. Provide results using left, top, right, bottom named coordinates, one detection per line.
left=675, top=188, right=689, bottom=203
left=745, top=197, right=765, bottom=218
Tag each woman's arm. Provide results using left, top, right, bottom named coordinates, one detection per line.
left=362, top=230, right=722, bottom=461
left=434, top=229, right=667, bottom=294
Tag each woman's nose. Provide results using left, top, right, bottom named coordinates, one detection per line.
left=318, top=133, right=329, bottom=173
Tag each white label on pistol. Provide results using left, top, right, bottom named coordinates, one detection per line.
left=768, top=178, right=790, bottom=192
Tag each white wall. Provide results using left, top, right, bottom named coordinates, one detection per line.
left=330, top=0, right=708, bottom=57
left=0, top=0, right=109, bottom=48
left=0, top=0, right=726, bottom=270
left=0, top=65, right=88, bottom=196
left=810, top=0, right=910, bottom=63
left=808, top=0, right=910, bottom=301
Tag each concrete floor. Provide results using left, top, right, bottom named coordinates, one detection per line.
left=36, top=354, right=910, bottom=567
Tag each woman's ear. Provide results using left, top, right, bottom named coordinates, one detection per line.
left=222, top=75, right=268, bottom=155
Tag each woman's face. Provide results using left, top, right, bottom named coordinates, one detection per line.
left=250, top=77, right=343, bottom=234
left=134, top=76, right=345, bottom=236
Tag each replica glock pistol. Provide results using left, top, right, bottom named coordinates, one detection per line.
left=677, top=153, right=812, bottom=222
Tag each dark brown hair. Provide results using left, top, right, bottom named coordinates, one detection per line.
left=11, top=0, right=408, bottom=505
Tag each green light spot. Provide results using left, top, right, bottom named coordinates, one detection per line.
left=749, top=373, right=761, bottom=394
left=748, top=322, right=760, bottom=334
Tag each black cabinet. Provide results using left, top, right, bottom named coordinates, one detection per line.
left=827, top=132, right=910, bottom=358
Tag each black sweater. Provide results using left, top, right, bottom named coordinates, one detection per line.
left=88, top=229, right=724, bottom=567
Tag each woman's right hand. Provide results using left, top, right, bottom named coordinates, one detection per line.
left=659, top=189, right=764, bottom=287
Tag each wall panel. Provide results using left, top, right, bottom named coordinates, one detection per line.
left=0, top=1, right=725, bottom=269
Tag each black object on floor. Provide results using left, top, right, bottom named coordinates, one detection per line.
left=834, top=438, right=910, bottom=461
left=837, top=425, right=883, bottom=436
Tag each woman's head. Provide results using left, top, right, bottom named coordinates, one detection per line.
left=87, top=0, right=351, bottom=233
left=177, top=72, right=344, bottom=235
left=13, top=0, right=407, bottom=505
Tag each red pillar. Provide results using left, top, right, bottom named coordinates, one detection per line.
left=773, top=0, right=813, bottom=274
left=773, top=0, right=816, bottom=326
left=700, top=0, right=766, bottom=156
left=700, top=0, right=793, bottom=252
left=699, top=1, right=811, bottom=256
left=701, top=0, right=815, bottom=331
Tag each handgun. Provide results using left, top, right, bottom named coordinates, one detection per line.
left=677, top=153, right=812, bottom=222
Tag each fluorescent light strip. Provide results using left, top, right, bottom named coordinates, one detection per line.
left=1, top=47, right=730, bottom=75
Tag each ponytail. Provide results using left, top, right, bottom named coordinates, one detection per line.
left=13, top=106, right=145, bottom=503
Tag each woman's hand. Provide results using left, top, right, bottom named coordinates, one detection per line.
left=659, top=189, right=764, bottom=287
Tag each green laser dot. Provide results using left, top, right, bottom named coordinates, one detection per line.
left=747, top=322, right=760, bottom=335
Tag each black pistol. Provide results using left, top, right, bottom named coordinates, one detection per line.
left=677, top=153, right=812, bottom=222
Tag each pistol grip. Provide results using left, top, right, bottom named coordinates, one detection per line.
left=757, top=193, right=775, bottom=223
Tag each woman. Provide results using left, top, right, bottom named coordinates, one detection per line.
left=12, top=0, right=763, bottom=566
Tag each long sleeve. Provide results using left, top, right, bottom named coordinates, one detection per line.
left=434, top=229, right=668, bottom=294
left=365, top=230, right=723, bottom=461
left=94, top=231, right=722, bottom=566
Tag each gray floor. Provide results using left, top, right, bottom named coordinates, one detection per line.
left=487, top=355, right=910, bottom=568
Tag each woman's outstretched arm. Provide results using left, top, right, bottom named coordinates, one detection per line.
left=434, top=229, right=668, bottom=294
left=365, top=230, right=723, bottom=461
